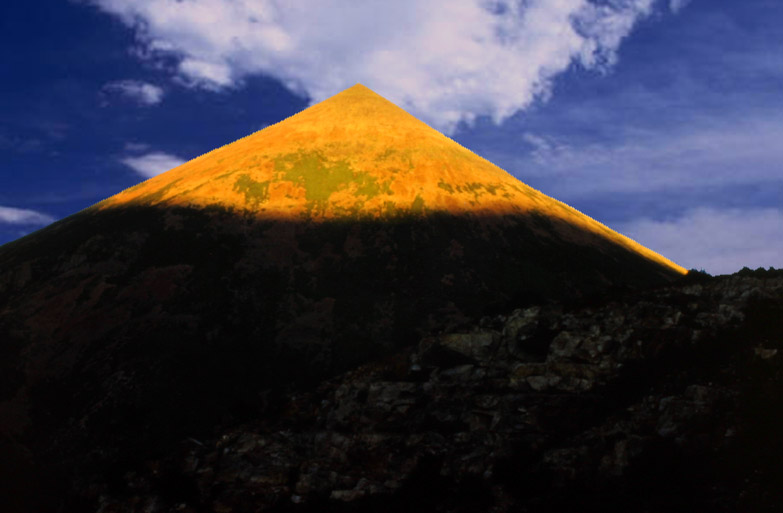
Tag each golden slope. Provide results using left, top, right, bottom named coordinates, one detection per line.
left=98, top=84, right=686, bottom=275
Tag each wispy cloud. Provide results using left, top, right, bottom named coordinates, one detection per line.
left=123, top=142, right=151, bottom=153
left=102, top=80, right=164, bottom=106
left=618, top=207, right=783, bottom=275
left=506, top=116, right=783, bottom=198
left=121, top=152, right=186, bottom=178
left=669, top=0, right=691, bottom=14
left=0, top=133, right=43, bottom=153
left=87, top=0, right=661, bottom=134
left=0, top=206, right=55, bottom=225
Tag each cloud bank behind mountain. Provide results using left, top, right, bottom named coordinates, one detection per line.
left=88, top=0, right=659, bottom=134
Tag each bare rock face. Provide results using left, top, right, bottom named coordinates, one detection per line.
left=65, top=269, right=782, bottom=513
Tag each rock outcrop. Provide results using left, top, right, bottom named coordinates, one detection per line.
left=75, top=269, right=783, bottom=513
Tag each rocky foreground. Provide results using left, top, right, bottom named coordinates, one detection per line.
left=73, top=270, right=783, bottom=511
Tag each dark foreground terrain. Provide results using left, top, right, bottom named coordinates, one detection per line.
left=27, top=268, right=778, bottom=513
left=0, top=204, right=683, bottom=513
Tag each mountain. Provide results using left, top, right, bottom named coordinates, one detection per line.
left=100, top=84, right=681, bottom=269
left=0, top=84, right=686, bottom=511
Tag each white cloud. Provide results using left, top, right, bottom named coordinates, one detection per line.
left=0, top=206, right=55, bottom=225
left=618, top=208, right=783, bottom=275
left=103, top=80, right=164, bottom=105
left=121, top=152, right=186, bottom=178
left=87, top=0, right=658, bottom=133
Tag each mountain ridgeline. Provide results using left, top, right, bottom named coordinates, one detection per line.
left=0, top=85, right=685, bottom=511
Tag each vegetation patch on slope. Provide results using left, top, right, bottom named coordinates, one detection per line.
left=273, top=150, right=393, bottom=215
left=233, top=174, right=271, bottom=205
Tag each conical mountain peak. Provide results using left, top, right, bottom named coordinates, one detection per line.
left=0, top=85, right=695, bottom=508
left=99, top=83, right=514, bottom=217
left=96, top=85, right=684, bottom=275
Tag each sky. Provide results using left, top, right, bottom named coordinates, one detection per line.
left=1, top=0, right=781, bottom=275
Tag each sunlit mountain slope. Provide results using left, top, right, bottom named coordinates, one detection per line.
left=99, top=84, right=684, bottom=275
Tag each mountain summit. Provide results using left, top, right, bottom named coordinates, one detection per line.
left=100, top=84, right=684, bottom=275
left=1, top=84, right=687, bottom=511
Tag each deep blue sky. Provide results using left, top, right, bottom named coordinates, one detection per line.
left=1, top=0, right=781, bottom=273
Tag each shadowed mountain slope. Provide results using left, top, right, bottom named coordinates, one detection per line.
left=0, top=85, right=685, bottom=512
